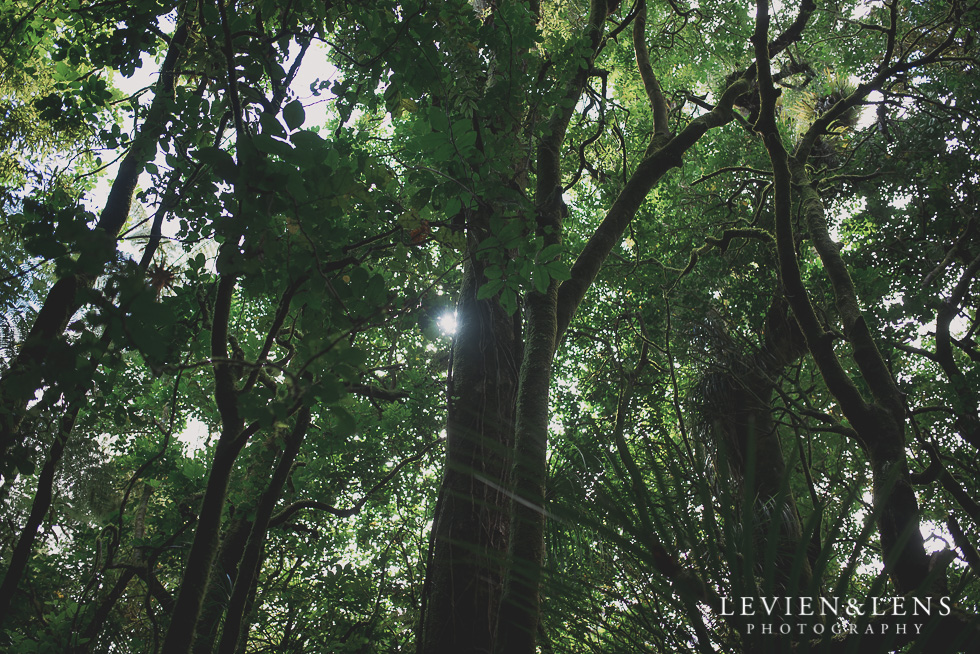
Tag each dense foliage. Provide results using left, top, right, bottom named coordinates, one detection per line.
left=1, top=0, right=979, bottom=652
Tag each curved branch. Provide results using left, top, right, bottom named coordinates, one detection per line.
left=555, top=76, right=753, bottom=339
left=633, top=0, right=669, bottom=137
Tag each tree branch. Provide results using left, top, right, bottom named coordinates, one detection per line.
left=632, top=0, right=670, bottom=137
left=555, top=76, right=752, bottom=339
left=270, top=439, right=438, bottom=528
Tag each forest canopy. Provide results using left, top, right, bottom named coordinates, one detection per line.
left=1, top=0, right=980, bottom=652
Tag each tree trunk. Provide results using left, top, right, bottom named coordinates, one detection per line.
left=163, top=275, right=246, bottom=654
left=191, top=516, right=253, bottom=654
left=752, top=8, right=932, bottom=593
left=419, top=4, right=762, bottom=651
left=217, top=409, right=311, bottom=654
left=418, top=248, right=519, bottom=654
left=493, top=286, right=557, bottom=654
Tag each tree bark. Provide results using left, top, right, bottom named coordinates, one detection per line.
left=217, top=409, right=311, bottom=654
left=492, top=286, right=557, bottom=654
left=418, top=249, right=519, bottom=654
left=163, top=275, right=247, bottom=654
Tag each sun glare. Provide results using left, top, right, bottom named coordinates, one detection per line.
left=437, top=311, right=458, bottom=335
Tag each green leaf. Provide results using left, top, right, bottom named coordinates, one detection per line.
left=532, top=266, right=549, bottom=294
left=259, top=112, right=287, bottom=138
left=444, top=197, right=462, bottom=216
left=291, top=129, right=325, bottom=153
left=538, top=243, right=563, bottom=260
left=197, top=146, right=237, bottom=183
left=477, top=278, right=504, bottom=299
left=497, top=218, right=524, bottom=245
left=332, top=406, right=357, bottom=437
left=500, top=286, right=517, bottom=315
left=429, top=109, right=450, bottom=133
left=545, top=260, right=571, bottom=281
left=284, top=99, right=306, bottom=130
left=253, top=133, right=293, bottom=158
